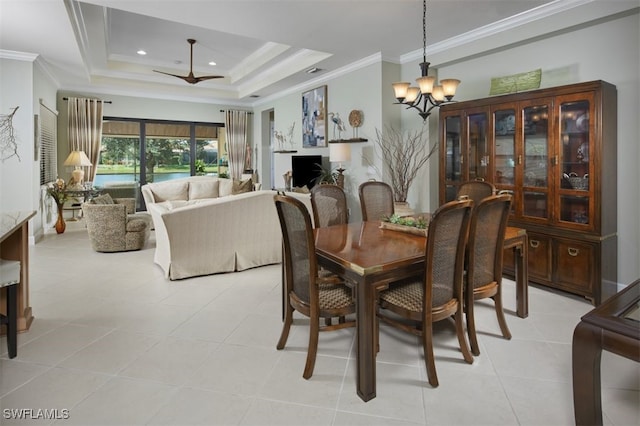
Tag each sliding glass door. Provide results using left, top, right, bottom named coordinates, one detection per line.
left=98, top=118, right=223, bottom=209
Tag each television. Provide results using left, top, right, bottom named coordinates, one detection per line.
left=291, top=155, right=323, bottom=189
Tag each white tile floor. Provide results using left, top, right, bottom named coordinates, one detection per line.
left=1, top=224, right=638, bottom=425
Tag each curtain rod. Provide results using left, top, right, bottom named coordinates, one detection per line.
left=220, top=109, right=252, bottom=114
left=62, top=97, right=112, bottom=104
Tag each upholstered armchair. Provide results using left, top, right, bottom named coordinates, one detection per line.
left=82, top=196, right=150, bottom=252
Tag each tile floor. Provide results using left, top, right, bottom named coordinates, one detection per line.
left=0, top=223, right=638, bottom=425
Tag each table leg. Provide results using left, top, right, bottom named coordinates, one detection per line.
left=572, top=321, right=603, bottom=426
left=515, top=234, right=529, bottom=318
left=356, top=276, right=376, bottom=402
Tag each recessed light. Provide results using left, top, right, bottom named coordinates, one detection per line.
left=208, top=61, right=217, bottom=66
left=250, top=94, right=260, bottom=98
left=137, top=50, right=147, bottom=56
left=306, top=67, right=322, bottom=74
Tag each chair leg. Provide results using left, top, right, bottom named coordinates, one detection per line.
left=303, top=318, right=320, bottom=379
left=466, top=294, right=480, bottom=356
left=493, top=291, right=512, bottom=340
left=277, top=303, right=294, bottom=350
left=455, top=309, right=473, bottom=364
left=6, top=284, right=17, bottom=359
left=423, top=323, right=439, bottom=387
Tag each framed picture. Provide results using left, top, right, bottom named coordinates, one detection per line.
left=302, top=85, right=327, bottom=148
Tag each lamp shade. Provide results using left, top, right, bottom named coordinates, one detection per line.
left=63, top=150, right=92, bottom=167
left=329, top=143, right=351, bottom=163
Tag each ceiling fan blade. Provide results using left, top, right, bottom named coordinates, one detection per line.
left=153, top=39, right=225, bottom=85
left=153, top=69, right=187, bottom=79
left=192, top=75, right=224, bottom=82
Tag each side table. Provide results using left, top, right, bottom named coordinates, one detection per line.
left=572, top=279, right=640, bottom=425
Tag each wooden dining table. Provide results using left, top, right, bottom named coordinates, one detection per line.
left=314, top=221, right=528, bottom=402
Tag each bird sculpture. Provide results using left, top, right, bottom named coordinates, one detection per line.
left=328, top=112, right=345, bottom=140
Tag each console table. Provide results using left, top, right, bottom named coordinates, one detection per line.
left=0, top=211, right=36, bottom=334
left=572, top=279, right=640, bottom=425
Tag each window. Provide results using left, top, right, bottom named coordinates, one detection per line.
left=99, top=118, right=223, bottom=209
left=39, top=101, right=58, bottom=185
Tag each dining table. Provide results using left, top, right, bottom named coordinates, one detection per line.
left=314, top=220, right=529, bottom=402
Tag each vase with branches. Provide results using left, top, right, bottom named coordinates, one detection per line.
left=365, top=125, right=437, bottom=203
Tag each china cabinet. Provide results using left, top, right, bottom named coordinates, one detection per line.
left=439, top=80, right=617, bottom=304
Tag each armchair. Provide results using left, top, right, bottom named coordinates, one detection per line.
left=82, top=198, right=150, bottom=252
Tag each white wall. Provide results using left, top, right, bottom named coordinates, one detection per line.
left=0, top=59, right=33, bottom=212
left=253, top=61, right=387, bottom=221
left=403, top=11, right=639, bottom=284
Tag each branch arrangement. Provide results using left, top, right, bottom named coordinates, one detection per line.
left=0, top=106, right=20, bottom=162
left=368, top=125, right=437, bottom=202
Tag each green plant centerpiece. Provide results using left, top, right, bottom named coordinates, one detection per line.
left=380, top=212, right=431, bottom=236
left=365, top=125, right=437, bottom=203
left=383, top=213, right=429, bottom=229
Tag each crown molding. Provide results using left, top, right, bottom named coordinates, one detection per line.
left=400, top=0, right=597, bottom=64
left=0, top=50, right=39, bottom=61
left=251, top=52, right=382, bottom=108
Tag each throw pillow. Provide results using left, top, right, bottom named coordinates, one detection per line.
left=149, top=181, right=189, bottom=202
left=189, top=180, right=219, bottom=199
left=92, top=193, right=114, bottom=204
left=219, top=178, right=234, bottom=197
left=232, top=178, right=253, bottom=194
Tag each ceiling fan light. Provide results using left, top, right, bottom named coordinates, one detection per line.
left=392, top=82, right=411, bottom=101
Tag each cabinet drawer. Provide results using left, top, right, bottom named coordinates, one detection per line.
left=528, top=233, right=552, bottom=282
left=555, top=239, right=594, bottom=294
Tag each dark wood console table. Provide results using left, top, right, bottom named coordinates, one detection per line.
left=572, top=279, right=640, bottom=425
left=0, top=211, right=36, bottom=333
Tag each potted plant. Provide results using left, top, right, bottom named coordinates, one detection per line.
left=365, top=125, right=437, bottom=211
left=314, top=163, right=339, bottom=185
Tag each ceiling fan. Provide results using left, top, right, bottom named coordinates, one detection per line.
left=153, top=38, right=224, bottom=84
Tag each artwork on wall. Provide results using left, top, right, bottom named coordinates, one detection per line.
left=302, top=85, right=327, bottom=148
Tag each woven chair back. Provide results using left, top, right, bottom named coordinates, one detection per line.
left=311, top=184, right=348, bottom=228
left=426, top=199, right=473, bottom=308
left=457, top=180, right=496, bottom=207
left=359, top=181, right=394, bottom=221
left=274, top=195, right=317, bottom=306
left=467, top=194, right=512, bottom=290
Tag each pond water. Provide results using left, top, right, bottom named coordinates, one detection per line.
left=93, top=172, right=191, bottom=187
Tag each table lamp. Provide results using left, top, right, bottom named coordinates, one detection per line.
left=63, top=150, right=92, bottom=189
left=329, top=142, right=351, bottom=189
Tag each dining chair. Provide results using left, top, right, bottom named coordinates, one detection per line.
left=359, top=180, right=394, bottom=221
left=274, top=194, right=356, bottom=379
left=377, top=198, right=474, bottom=387
left=456, top=179, right=496, bottom=206
left=465, top=193, right=513, bottom=356
left=310, top=184, right=348, bottom=228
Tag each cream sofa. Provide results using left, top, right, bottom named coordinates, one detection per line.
left=142, top=176, right=310, bottom=280
left=141, top=175, right=259, bottom=206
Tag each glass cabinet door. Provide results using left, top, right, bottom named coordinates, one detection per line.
left=558, top=94, right=593, bottom=227
left=522, top=101, right=551, bottom=221
left=443, top=115, right=462, bottom=201
left=493, top=108, right=516, bottom=187
left=467, top=111, right=489, bottom=181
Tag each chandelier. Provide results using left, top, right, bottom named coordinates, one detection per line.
left=392, top=0, right=460, bottom=121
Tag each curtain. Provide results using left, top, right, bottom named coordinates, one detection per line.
left=224, top=110, right=248, bottom=180
left=67, top=97, right=103, bottom=182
